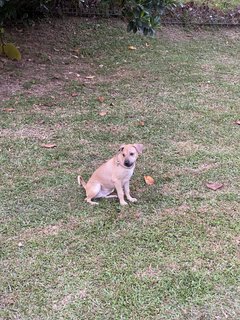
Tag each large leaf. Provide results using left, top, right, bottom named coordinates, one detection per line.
left=1, top=42, right=21, bottom=60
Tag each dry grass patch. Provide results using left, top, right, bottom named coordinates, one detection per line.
left=3, top=216, right=80, bottom=244
left=0, top=125, right=55, bottom=140
left=52, top=290, right=87, bottom=311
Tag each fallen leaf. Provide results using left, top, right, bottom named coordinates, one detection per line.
left=138, top=121, right=145, bottom=126
left=72, top=48, right=81, bottom=55
left=135, top=212, right=142, bottom=219
left=0, top=43, right=21, bottom=61
left=85, top=75, right=95, bottom=79
left=98, top=96, right=105, bottom=103
left=2, top=108, right=15, bottom=112
left=128, top=46, right=137, bottom=50
left=41, top=144, right=57, bottom=149
left=144, top=175, right=155, bottom=185
left=234, top=120, right=240, bottom=125
left=206, top=182, right=223, bottom=191
left=71, top=92, right=78, bottom=97
left=99, top=111, right=107, bottom=116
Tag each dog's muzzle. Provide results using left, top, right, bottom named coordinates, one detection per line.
left=124, top=160, right=133, bottom=168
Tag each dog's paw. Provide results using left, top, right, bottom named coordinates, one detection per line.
left=120, top=200, right=128, bottom=206
left=86, top=199, right=99, bottom=205
left=128, top=197, right=137, bottom=203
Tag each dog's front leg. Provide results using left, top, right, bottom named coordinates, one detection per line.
left=114, top=181, right=128, bottom=205
left=124, top=181, right=137, bottom=203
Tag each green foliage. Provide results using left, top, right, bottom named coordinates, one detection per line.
left=0, top=0, right=51, bottom=25
left=123, top=0, right=176, bottom=35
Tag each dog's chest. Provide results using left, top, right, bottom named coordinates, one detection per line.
left=115, top=165, right=134, bottom=182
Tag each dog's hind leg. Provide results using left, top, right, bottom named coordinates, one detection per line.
left=85, top=183, right=101, bottom=205
left=85, top=197, right=99, bottom=205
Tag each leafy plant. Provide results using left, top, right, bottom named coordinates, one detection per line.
left=122, top=0, right=176, bottom=35
left=0, top=0, right=51, bottom=25
left=0, top=27, right=21, bottom=60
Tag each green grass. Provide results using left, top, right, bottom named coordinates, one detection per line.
left=0, top=18, right=240, bottom=319
left=183, top=0, right=240, bottom=10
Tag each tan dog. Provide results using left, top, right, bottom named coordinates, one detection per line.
left=78, top=143, right=144, bottom=205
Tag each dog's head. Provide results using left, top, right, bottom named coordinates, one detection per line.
left=118, top=143, right=144, bottom=168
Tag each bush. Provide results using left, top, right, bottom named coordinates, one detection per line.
left=0, top=0, right=176, bottom=35
left=123, top=0, right=176, bottom=35
left=0, top=0, right=51, bottom=25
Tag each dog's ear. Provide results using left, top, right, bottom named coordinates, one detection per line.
left=118, top=144, right=125, bottom=152
left=133, top=144, right=144, bottom=154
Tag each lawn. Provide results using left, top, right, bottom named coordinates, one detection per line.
left=191, top=0, right=240, bottom=10
left=0, top=18, right=240, bottom=319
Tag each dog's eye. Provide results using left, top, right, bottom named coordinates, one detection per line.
left=122, top=153, right=125, bottom=157
left=130, top=153, right=134, bottom=156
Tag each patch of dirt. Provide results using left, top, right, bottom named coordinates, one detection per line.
left=172, top=140, right=200, bottom=156
left=5, top=216, right=80, bottom=244
left=136, top=265, right=162, bottom=279
left=52, top=290, right=87, bottom=311
left=160, top=26, right=196, bottom=42
left=0, top=18, right=95, bottom=103
left=0, top=292, right=18, bottom=308
left=184, top=162, right=219, bottom=174
left=160, top=204, right=191, bottom=216
left=0, top=125, right=55, bottom=140
left=161, top=181, right=181, bottom=196
left=19, top=224, right=62, bottom=241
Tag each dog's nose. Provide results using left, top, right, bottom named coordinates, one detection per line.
left=124, top=160, right=132, bottom=167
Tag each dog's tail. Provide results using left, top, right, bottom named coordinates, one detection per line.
left=77, top=175, right=86, bottom=189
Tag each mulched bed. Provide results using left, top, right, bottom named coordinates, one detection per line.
left=162, top=1, right=240, bottom=26
left=56, top=0, right=240, bottom=26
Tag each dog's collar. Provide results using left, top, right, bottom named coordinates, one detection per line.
left=115, top=155, right=135, bottom=169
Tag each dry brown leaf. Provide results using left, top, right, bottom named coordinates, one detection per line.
left=41, top=144, right=57, bottom=149
left=72, top=48, right=81, bottom=55
left=71, top=92, right=78, bottom=97
left=98, top=96, right=105, bottom=103
left=99, top=111, right=107, bottom=116
left=135, top=212, right=142, bottom=219
left=3, top=108, right=15, bottom=112
left=206, top=182, right=223, bottom=191
left=128, top=46, right=137, bottom=50
left=138, top=121, right=145, bottom=126
left=144, top=175, right=155, bottom=185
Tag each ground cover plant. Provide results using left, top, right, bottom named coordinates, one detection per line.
left=0, top=18, right=240, bottom=319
